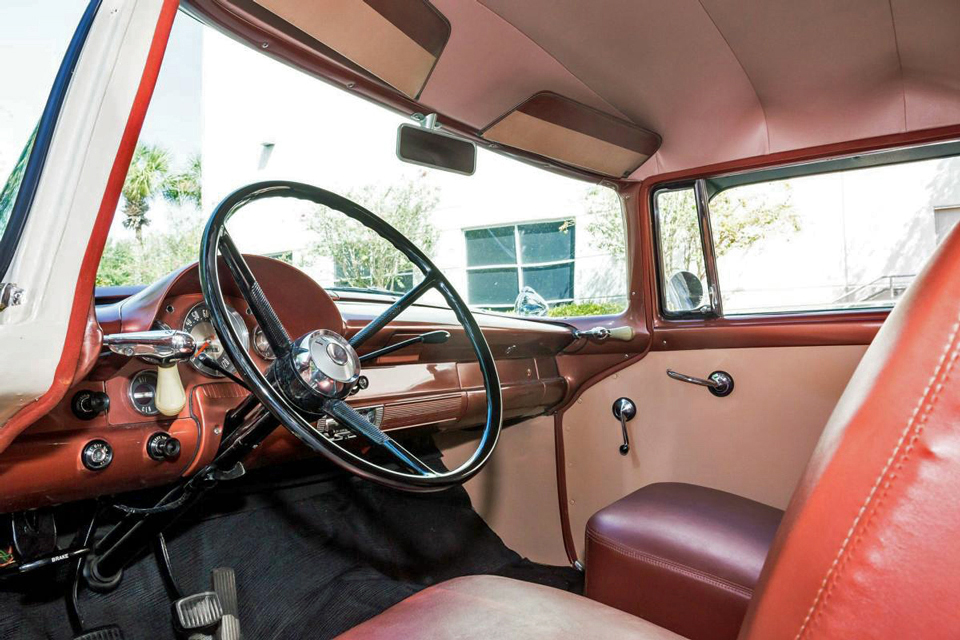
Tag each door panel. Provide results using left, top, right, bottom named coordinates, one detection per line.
left=438, top=415, right=569, bottom=566
left=560, top=344, right=866, bottom=560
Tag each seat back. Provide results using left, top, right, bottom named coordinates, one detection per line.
left=740, top=224, right=960, bottom=638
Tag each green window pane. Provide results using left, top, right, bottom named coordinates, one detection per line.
left=467, top=268, right=519, bottom=305
left=518, top=221, right=574, bottom=263
left=465, top=226, right=515, bottom=266
left=522, top=263, right=574, bottom=301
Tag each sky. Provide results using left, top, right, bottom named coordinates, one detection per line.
left=138, top=13, right=203, bottom=162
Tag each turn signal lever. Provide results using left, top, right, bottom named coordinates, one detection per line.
left=358, top=330, right=450, bottom=363
left=103, top=330, right=196, bottom=417
left=612, top=397, right=636, bottom=456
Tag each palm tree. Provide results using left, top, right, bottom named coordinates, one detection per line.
left=163, top=154, right=202, bottom=209
left=121, top=143, right=171, bottom=246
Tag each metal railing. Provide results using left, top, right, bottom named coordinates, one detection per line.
left=831, top=274, right=915, bottom=305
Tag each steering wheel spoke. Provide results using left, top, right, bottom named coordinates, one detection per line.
left=322, top=399, right=435, bottom=476
left=218, top=231, right=291, bottom=357
left=349, top=271, right=438, bottom=349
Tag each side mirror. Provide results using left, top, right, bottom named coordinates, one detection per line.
left=667, top=271, right=704, bottom=311
left=397, top=123, right=476, bottom=176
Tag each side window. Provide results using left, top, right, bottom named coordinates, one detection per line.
left=0, top=2, right=89, bottom=272
left=711, top=155, right=960, bottom=315
left=654, top=187, right=709, bottom=315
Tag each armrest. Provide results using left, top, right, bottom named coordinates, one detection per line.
left=584, top=483, right=783, bottom=640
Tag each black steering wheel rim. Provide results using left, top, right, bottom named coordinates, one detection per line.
left=199, top=181, right=503, bottom=491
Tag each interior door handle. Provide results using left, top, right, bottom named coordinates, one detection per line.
left=666, top=369, right=734, bottom=397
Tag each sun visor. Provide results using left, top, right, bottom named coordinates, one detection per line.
left=481, top=92, right=661, bottom=178
left=253, top=0, right=450, bottom=98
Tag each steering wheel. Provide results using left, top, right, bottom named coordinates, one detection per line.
left=198, top=181, right=502, bottom=492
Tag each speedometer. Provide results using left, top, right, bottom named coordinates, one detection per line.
left=182, top=301, right=249, bottom=377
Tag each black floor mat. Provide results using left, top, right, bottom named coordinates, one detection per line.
left=0, top=470, right=581, bottom=640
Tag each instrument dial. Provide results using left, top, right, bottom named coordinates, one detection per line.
left=252, top=326, right=275, bottom=360
left=129, top=370, right=159, bottom=416
left=182, top=302, right=249, bottom=377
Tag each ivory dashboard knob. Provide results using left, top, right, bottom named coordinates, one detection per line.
left=155, top=363, right=186, bottom=417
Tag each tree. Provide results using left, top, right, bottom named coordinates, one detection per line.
left=163, top=154, right=202, bottom=208
left=120, top=144, right=171, bottom=246
left=97, top=146, right=205, bottom=287
left=97, top=209, right=204, bottom=286
left=303, top=179, right=439, bottom=292
left=587, top=182, right=799, bottom=281
left=583, top=186, right=626, bottom=259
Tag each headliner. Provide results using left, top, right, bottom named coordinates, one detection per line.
left=416, top=0, right=960, bottom=180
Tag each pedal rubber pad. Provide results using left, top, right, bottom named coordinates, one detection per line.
left=173, top=591, right=223, bottom=632
left=211, top=567, right=238, bottom=617
left=216, top=615, right=241, bottom=640
left=72, top=626, right=125, bottom=640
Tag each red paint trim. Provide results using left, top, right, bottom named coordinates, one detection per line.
left=0, top=0, right=180, bottom=454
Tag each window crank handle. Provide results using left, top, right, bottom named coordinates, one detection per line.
left=666, top=369, right=735, bottom=397
left=612, top=397, right=636, bottom=455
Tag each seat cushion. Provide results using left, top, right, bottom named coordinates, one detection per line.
left=333, top=575, right=685, bottom=640
left=585, top=483, right=783, bottom=640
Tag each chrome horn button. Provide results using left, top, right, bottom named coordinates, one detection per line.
left=301, top=330, right=359, bottom=388
left=278, top=329, right=361, bottom=406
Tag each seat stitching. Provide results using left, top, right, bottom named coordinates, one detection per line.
left=795, top=311, right=960, bottom=639
left=586, top=528, right=754, bottom=598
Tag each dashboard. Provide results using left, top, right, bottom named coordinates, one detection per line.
left=0, top=256, right=574, bottom=513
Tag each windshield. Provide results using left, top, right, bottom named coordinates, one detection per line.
left=97, top=12, right=628, bottom=319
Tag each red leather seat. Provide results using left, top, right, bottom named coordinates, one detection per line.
left=335, top=215, right=960, bottom=639
left=334, top=575, right=685, bottom=640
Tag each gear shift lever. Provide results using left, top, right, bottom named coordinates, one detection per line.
left=103, top=330, right=196, bottom=416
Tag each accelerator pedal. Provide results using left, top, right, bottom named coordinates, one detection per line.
left=211, top=567, right=241, bottom=640
left=216, top=615, right=241, bottom=640
left=72, top=626, right=125, bottom=640
left=173, top=591, right=223, bottom=637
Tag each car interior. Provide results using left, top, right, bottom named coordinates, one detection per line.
left=1, top=0, right=960, bottom=639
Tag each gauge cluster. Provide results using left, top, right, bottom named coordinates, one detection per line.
left=181, top=302, right=252, bottom=377
left=125, top=298, right=282, bottom=416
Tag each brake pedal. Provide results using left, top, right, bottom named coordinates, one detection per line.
left=72, top=626, right=125, bottom=640
left=173, top=591, right=223, bottom=636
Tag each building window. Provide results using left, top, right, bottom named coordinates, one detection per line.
left=464, top=220, right=575, bottom=311
left=934, top=206, right=960, bottom=245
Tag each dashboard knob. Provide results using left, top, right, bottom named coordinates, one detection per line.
left=81, top=440, right=113, bottom=471
left=71, top=390, right=110, bottom=420
left=147, top=432, right=181, bottom=461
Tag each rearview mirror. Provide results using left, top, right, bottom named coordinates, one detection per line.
left=397, top=123, right=476, bottom=176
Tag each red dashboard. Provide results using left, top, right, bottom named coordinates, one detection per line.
left=0, top=257, right=573, bottom=512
